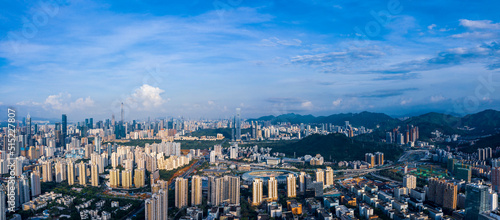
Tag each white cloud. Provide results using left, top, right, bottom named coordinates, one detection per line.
left=70, top=97, right=95, bottom=109
left=128, top=84, right=166, bottom=109
left=400, top=98, right=412, bottom=105
left=301, top=101, right=312, bottom=108
left=427, top=24, right=436, bottom=30
left=0, top=102, right=3, bottom=105
left=451, top=32, right=496, bottom=39
left=430, top=95, right=445, bottom=102
left=459, top=19, right=500, bottom=30
left=16, top=101, right=42, bottom=106
left=43, top=93, right=94, bottom=111
left=208, top=100, right=215, bottom=105
left=332, top=98, right=342, bottom=107
left=260, top=37, right=302, bottom=47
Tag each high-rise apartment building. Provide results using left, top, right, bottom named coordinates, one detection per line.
left=191, top=175, right=202, bottom=206
left=252, top=178, right=263, bottom=205
left=403, top=175, right=417, bottom=190
left=268, top=176, right=278, bottom=201
left=175, top=177, right=188, bottom=208
left=287, top=174, right=296, bottom=198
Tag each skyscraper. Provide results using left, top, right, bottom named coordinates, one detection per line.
left=62, top=114, right=67, bottom=148
left=299, top=172, right=306, bottom=194
left=30, top=171, right=41, bottom=197
left=42, top=161, right=53, bottom=182
left=134, top=168, right=145, bottom=188
left=145, top=188, right=168, bottom=220
left=234, top=108, right=241, bottom=141
left=465, top=184, right=490, bottom=220
left=67, top=161, right=75, bottom=185
left=91, top=164, right=99, bottom=187
left=78, top=162, right=87, bottom=186
left=492, top=167, right=500, bottom=192
left=122, top=170, right=132, bottom=189
left=55, top=160, right=67, bottom=182
left=428, top=178, right=458, bottom=210
left=226, top=176, right=240, bottom=205
left=252, top=178, right=263, bottom=205
left=287, top=174, right=296, bottom=198
left=109, top=169, right=120, bottom=188
left=268, top=176, right=278, bottom=201
left=175, top=177, right=188, bottom=208
left=0, top=184, right=6, bottom=220
left=325, top=167, right=334, bottom=187
left=191, top=175, right=202, bottom=206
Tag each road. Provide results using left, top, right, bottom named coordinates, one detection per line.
left=169, top=158, right=205, bottom=189
left=123, top=202, right=144, bottom=220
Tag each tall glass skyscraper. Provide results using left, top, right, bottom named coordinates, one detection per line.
left=465, top=184, right=490, bottom=220
left=62, top=114, right=67, bottom=148
left=235, top=108, right=241, bottom=141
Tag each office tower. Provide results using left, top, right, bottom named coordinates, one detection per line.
left=62, top=114, right=67, bottom=148
left=122, top=170, right=132, bottom=189
left=121, top=102, right=124, bottom=123
left=268, top=176, right=278, bottom=201
left=252, top=178, right=263, bottom=205
left=403, top=175, right=417, bottom=190
left=110, top=169, right=120, bottom=188
left=91, top=164, right=99, bottom=187
left=287, top=174, right=296, bottom=198
left=234, top=108, right=241, bottom=141
left=325, top=167, right=334, bottom=187
left=175, top=177, right=188, bottom=208
left=134, top=168, right=145, bottom=188
left=191, top=175, right=202, bottom=206
left=365, top=153, right=375, bottom=167
left=67, top=161, right=75, bottom=185
left=226, top=176, right=240, bottom=205
left=78, top=162, right=87, bottom=185
left=30, top=171, right=41, bottom=197
left=0, top=185, right=5, bottom=220
left=465, top=184, right=490, bottom=220
left=26, top=113, right=31, bottom=137
left=375, top=152, right=384, bottom=165
left=315, top=169, right=324, bottom=187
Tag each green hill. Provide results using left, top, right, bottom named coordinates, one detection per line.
left=456, top=132, right=500, bottom=153
left=272, top=133, right=403, bottom=161
left=462, top=109, right=500, bottom=134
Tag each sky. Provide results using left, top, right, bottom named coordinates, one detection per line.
left=0, top=0, right=500, bottom=121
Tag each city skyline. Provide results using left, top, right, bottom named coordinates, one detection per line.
left=1, top=0, right=500, bottom=120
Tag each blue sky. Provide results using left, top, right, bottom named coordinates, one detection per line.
left=0, top=0, right=499, bottom=121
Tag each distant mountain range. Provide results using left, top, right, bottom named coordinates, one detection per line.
left=249, top=109, right=500, bottom=138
